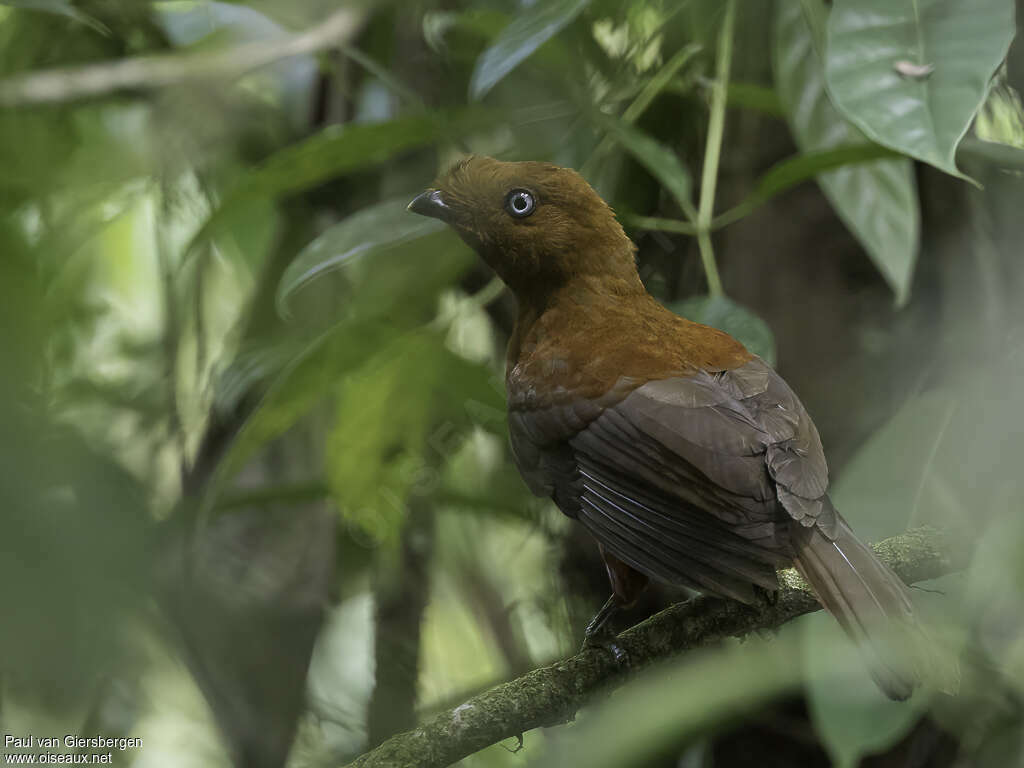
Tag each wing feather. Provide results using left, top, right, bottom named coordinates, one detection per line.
left=508, top=357, right=836, bottom=600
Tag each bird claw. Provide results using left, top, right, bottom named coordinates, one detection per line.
left=580, top=594, right=629, bottom=665
left=753, top=584, right=778, bottom=607
left=582, top=632, right=629, bottom=666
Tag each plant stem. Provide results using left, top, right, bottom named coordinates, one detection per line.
left=627, top=214, right=698, bottom=235
left=695, top=0, right=737, bottom=297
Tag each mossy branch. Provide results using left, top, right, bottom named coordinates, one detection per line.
left=343, top=527, right=964, bottom=768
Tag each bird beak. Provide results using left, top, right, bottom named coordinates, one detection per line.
left=407, top=189, right=451, bottom=222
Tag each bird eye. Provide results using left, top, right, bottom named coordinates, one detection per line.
left=505, top=189, right=535, bottom=218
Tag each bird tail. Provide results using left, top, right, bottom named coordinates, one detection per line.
left=791, top=515, right=958, bottom=700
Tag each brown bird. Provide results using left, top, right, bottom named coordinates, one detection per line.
left=409, top=155, right=940, bottom=699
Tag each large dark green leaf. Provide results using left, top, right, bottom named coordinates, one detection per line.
left=774, top=0, right=919, bottom=304
left=469, top=0, right=592, bottom=100
left=959, top=136, right=1024, bottom=171
left=673, top=295, right=775, bottom=364
left=595, top=113, right=695, bottom=217
left=276, top=199, right=453, bottom=318
left=824, top=0, right=1016, bottom=179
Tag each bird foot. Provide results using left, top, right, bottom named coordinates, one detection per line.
left=582, top=595, right=629, bottom=666
left=582, top=633, right=629, bottom=665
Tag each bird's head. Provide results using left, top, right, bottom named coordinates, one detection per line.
left=408, top=155, right=640, bottom=299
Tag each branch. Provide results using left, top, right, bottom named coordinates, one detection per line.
left=0, top=8, right=364, bottom=107
left=343, top=527, right=964, bottom=768
left=367, top=500, right=437, bottom=747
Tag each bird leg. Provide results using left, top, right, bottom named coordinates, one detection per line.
left=582, top=594, right=628, bottom=664
left=580, top=546, right=650, bottom=665
left=753, top=583, right=779, bottom=607
left=584, top=594, right=621, bottom=638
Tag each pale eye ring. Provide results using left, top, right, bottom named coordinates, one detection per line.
left=505, top=189, right=535, bottom=218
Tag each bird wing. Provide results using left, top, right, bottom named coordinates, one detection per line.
left=509, top=356, right=837, bottom=603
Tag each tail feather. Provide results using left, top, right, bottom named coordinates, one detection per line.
left=792, top=515, right=957, bottom=700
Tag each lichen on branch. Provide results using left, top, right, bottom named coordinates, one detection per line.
left=343, top=527, right=963, bottom=768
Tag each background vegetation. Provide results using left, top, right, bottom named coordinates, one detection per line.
left=1, top=0, right=1023, bottom=766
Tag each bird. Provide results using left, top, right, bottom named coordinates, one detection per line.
left=409, top=154, right=947, bottom=700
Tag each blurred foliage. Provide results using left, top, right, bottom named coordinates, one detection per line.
left=0, top=0, right=1023, bottom=767
left=774, top=0, right=918, bottom=304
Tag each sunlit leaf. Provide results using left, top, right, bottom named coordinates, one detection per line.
left=774, top=0, right=919, bottom=304
left=672, top=295, right=775, bottom=365
left=213, top=210, right=477, bottom=492
left=326, top=331, right=504, bottom=541
left=469, top=0, right=592, bottom=100
left=824, top=0, right=1016, bottom=180
left=215, top=322, right=395, bottom=485
left=217, top=231, right=475, bottom=484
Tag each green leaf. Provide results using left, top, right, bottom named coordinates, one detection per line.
left=830, top=390, right=958, bottom=542
left=595, top=113, right=695, bottom=218
left=326, top=331, right=505, bottom=541
left=754, top=144, right=900, bottom=200
left=583, top=43, right=702, bottom=176
left=672, top=295, right=775, bottom=365
left=0, top=0, right=108, bottom=33
left=824, top=0, right=1016, bottom=180
left=710, top=144, right=903, bottom=228
left=958, top=136, right=1024, bottom=171
left=216, top=322, right=397, bottom=486
left=469, top=0, right=592, bottom=100
left=802, top=612, right=927, bottom=768
left=722, top=81, right=785, bottom=117
left=210, top=200, right=479, bottom=494
left=191, top=108, right=492, bottom=248
left=276, top=199, right=456, bottom=318
left=537, top=637, right=802, bottom=768
left=214, top=243, right=476, bottom=492
left=621, top=44, right=702, bottom=125
left=774, top=0, right=919, bottom=304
